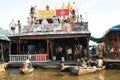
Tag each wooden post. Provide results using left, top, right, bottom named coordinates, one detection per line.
left=9, top=41, right=11, bottom=62
left=17, top=40, right=18, bottom=54
left=118, top=33, right=120, bottom=58
left=116, top=32, right=119, bottom=57
left=22, top=41, right=25, bottom=54
left=1, top=43, right=4, bottom=63
left=86, top=37, right=89, bottom=59
left=46, top=39, right=49, bottom=59
left=50, top=40, right=53, bottom=60
left=18, top=40, right=21, bottom=54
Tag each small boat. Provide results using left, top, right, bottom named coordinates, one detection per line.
left=39, top=64, right=57, bottom=69
left=60, top=65, right=71, bottom=72
left=37, top=63, right=57, bottom=69
left=20, top=68, right=34, bottom=74
left=0, top=68, right=5, bottom=72
left=70, top=66, right=105, bottom=75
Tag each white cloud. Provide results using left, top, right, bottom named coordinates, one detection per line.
left=1, top=0, right=120, bottom=38
left=88, top=11, right=120, bottom=38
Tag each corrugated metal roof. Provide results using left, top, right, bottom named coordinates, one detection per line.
left=110, top=24, right=120, bottom=31
left=0, top=29, right=9, bottom=41
left=0, top=34, right=9, bottom=41
left=0, top=29, right=9, bottom=35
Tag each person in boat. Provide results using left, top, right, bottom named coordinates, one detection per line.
left=23, top=61, right=28, bottom=69
left=57, top=61, right=64, bottom=70
left=81, top=58, right=87, bottom=68
left=97, top=57, right=103, bottom=68
left=76, top=59, right=82, bottom=69
left=23, top=59, right=32, bottom=69
left=60, top=61, right=64, bottom=67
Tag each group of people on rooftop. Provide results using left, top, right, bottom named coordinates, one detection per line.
left=27, top=2, right=85, bottom=25
left=9, top=2, right=85, bottom=34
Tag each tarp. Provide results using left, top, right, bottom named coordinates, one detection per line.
left=90, top=36, right=106, bottom=43
left=90, top=24, right=120, bottom=43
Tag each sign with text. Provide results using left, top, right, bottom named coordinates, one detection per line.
left=22, top=24, right=62, bottom=33
left=56, top=9, right=69, bottom=16
left=42, top=23, right=62, bottom=32
left=73, top=22, right=88, bottom=31
left=38, top=10, right=56, bottom=17
left=22, top=25, right=42, bottom=33
left=62, top=23, right=72, bottom=32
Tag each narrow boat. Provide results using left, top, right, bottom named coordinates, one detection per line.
left=39, top=64, right=57, bottom=69
left=0, top=68, right=5, bottom=72
left=60, top=65, right=71, bottom=72
left=20, top=68, right=34, bottom=74
left=70, top=66, right=105, bottom=75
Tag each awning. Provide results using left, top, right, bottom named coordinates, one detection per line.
left=90, top=36, right=106, bottom=43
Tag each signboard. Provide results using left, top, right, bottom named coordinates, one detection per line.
left=38, top=9, right=69, bottom=17
left=22, top=24, right=62, bottom=33
left=21, top=23, right=88, bottom=34
left=38, top=10, right=56, bottom=17
left=42, top=23, right=62, bottom=32
left=56, top=9, right=69, bottom=16
left=74, top=22, right=88, bottom=31
left=22, top=25, right=42, bottom=33
left=62, top=23, right=72, bottom=32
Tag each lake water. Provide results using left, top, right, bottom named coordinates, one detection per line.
left=0, top=69, right=120, bottom=80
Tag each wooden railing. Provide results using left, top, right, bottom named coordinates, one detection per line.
left=9, top=54, right=48, bottom=62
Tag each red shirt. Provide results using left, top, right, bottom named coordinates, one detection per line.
left=46, top=5, right=49, bottom=10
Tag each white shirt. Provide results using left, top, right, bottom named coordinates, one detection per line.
left=41, top=19, right=48, bottom=24
left=9, top=21, right=16, bottom=27
left=98, top=59, right=103, bottom=67
left=67, top=48, right=72, bottom=54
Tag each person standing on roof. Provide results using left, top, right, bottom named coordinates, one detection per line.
left=46, top=4, right=50, bottom=10
left=17, top=20, right=21, bottom=34
left=9, top=18, right=16, bottom=34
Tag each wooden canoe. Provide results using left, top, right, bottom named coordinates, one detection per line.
left=40, top=65, right=57, bottom=69
left=0, top=68, right=5, bottom=72
left=20, top=68, right=34, bottom=74
left=70, top=66, right=105, bottom=75
left=60, top=66, right=71, bottom=72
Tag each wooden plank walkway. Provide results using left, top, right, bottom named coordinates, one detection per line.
left=103, top=58, right=120, bottom=62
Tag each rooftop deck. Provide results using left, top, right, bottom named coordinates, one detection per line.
left=8, top=22, right=89, bottom=37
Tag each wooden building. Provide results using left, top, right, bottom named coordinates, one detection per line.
left=0, top=34, right=9, bottom=62
left=103, top=24, right=120, bottom=59
left=8, top=22, right=91, bottom=62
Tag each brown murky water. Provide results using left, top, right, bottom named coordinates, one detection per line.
left=0, top=69, right=120, bottom=80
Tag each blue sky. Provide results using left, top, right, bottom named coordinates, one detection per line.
left=1, top=0, right=120, bottom=38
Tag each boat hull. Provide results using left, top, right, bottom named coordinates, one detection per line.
left=71, top=66, right=105, bottom=75
left=20, top=68, right=34, bottom=74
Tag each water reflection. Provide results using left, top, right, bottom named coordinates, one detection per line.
left=98, top=74, right=104, bottom=80
left=0, top=69, right=120, bottom=80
